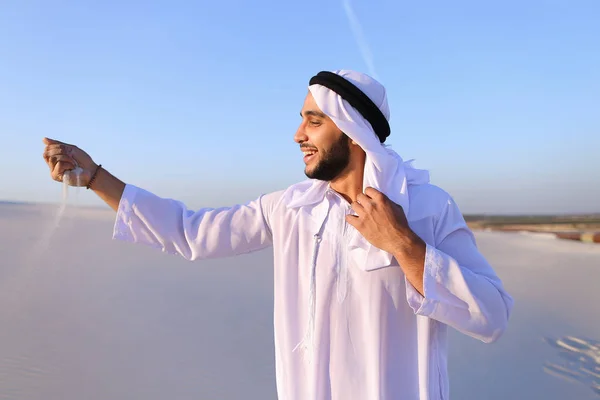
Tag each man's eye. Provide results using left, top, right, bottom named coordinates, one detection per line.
left=309, top=121, right=322, bottom=126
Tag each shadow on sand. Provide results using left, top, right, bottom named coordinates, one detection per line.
left=543, top=335, right=600, bottom=397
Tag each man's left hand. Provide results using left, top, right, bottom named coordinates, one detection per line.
left=346, top=187, right=422, bottom=255
left=346, top=187, right=427, bottom=294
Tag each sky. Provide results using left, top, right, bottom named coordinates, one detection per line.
left=0, top=0, right=598, bottom=214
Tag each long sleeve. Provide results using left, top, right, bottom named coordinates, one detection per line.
left=405, top=196, right=514, bottom=343
left=112, top=184, right=277, bottom=261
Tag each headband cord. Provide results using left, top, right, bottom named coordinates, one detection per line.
left=309, top=71, right=390, bottom=143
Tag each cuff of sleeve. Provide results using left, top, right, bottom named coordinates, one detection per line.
left=112, top=184, right=138, bottom=242
left=405, top=243, right=443, bottom=316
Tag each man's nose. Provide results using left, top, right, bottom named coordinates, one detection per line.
left=294, top=122, right=308, bottom=144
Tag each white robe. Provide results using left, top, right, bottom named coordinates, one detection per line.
left=112, top=178, right=513, bottom=400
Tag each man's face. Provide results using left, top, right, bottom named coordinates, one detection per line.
left=295, top=92, right=351, bottom=181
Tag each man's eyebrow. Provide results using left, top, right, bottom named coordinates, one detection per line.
left=300, top=110, right=327, bottom=118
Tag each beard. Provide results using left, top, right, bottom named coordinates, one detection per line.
left=305, top=134, right=351, bottom=181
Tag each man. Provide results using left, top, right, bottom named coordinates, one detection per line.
left=42, top=70, right=513, bottom=399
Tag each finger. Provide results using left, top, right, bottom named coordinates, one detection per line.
left=43, top=137, right=68, bottom=146
left=356, top=193, right=374, bottom=211
left=50, top=154, right=76, bottom=165
left=44, top=145, right=73, bottom=158
left=51, top=162, right=63, bottom=181
left=52, top=161, right=76, bottom=181
left=44, top=143, right=73, bottom=152
left=345, top=214, right=360, bottom=228
left=350, top=201, right=365, bottom=217
left=44, top=154, right=74, bottom=168
left=357, top=191, right=372, bottom=200
left=51, top=161, right=75, bottom=181
left=364, top=187, right=386, bottom=202
left=45, top=152, right=58, bottom=169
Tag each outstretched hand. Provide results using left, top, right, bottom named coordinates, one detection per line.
left=42, top=137, right=97, bottom=186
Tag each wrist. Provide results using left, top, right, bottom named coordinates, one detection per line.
left=86, top=163, right=102, bottom=190
left=392, top=230, right=426, bottom=260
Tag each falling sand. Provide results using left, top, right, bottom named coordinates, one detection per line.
left=0, top=168, right=83, bottom=327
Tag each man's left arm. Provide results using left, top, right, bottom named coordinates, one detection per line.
left=347, top=187, right=514, bottom=344
left=399, top=205, right=513, bottom=343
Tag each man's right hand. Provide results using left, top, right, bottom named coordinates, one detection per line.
left=42, top=137, right=126, bottom=211
left=42, top=137, right=97, bottom=187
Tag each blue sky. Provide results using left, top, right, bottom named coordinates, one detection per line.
left=1, top=0, right=598, bottom=214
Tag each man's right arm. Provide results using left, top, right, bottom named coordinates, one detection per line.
left=43, top=137, right=277, bottom=260
left=112, top=183, right=277, bottom=260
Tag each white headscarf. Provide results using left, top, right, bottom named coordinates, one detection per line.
left=308, top=70, right=430, bottom=272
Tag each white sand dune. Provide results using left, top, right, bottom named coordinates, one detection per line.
left=1, top=203, right=599, bottom=399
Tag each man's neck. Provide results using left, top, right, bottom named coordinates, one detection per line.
left=329, top=161, right=364, bottom=204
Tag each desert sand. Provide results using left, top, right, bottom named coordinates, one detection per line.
left=1, top=202, right=599, bottom=399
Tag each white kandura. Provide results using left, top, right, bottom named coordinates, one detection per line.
left=111, top=70, right=513, bottom=400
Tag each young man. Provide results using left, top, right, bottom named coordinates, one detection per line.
left=42, top=70, right=513, bottom=400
